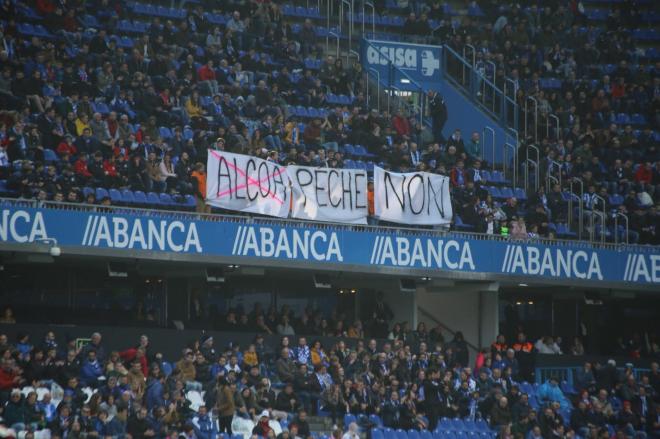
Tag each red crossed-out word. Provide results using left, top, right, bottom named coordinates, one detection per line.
left=211, top=151, right=286, bottom=205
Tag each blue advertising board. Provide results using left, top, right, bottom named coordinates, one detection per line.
left=1, top=204, right=659, bottom=287
left=361, top=39, right=442, bottom=91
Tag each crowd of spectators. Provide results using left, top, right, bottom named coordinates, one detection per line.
left=1, top=317, right=660, bottom=439
left=433, top=0, right=660, bottom=243
left=0, top=0, right=658, bottom=243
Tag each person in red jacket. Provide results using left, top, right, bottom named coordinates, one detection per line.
left=197, top=60, right=219, bottom=95
left=392, top=109, right=411, bottom=138
left=119, top=346, right=148, bottom=377
left=57, top=135, right=77, bottom=157
left=0, top=359, right=22, bottom=392
left=634, top=162, right=653, bottom=185
left=74, top=152, right=93, bottom=183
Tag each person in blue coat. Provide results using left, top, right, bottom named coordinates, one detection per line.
left=79, top=350, right=103, bottom=387
left=146, top=375, right=166, bottom=410
left=105, top=407, right=128, bottom=438
left=536, top=378, right=570, bottom=410
left=191, top=405, right=218, bottom=439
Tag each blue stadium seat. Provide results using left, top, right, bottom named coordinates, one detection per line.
left=146, top=192, right=161, bottom=207
left=514, top=188, right=527, bottom=201
left=159, top=193, right=174, bottom=206
left=133, top=191, right=148, bottom=205
left=121, top=190, right=136, bottom=205
left=109, top=189, right=123, bottom=204
left=183, top=195, right=196, bottom=210
left=83, top=187, right=95, bottom=198
left=454, top=215, right=475, bottom=231
left=43, top=149, right=57, bottom=163
left=499, top=187, right=514, bottom=199
left=368, top=415, right=383, bottom=428
left=159, top=126, right=173, bottom=139
left=344, top=414, right=357, bottom=427
left=96, top=188, right=109, bottom=201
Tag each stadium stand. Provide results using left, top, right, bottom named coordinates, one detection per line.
left=2, top=0, right=660, bottom=436
left=0, top=0, right=657, bottom=244
left=0, top=321, right=658, bottom=439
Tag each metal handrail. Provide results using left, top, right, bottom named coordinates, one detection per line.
left=367, top=67, right=381, bottom=112
left=340, top=0, right=353, bottom=59
left=348, top=49, right=360, bottom=65
left=524, top=144, right=540, bottom=192
left=503, top=78, right=518, bottom=100
left=548, top=113, right=560, bottom=141
left=505, top=128, right=519, bottom=187
left=482, top=126, right=495, bottom=166
left=525, top=96, right=539, bottom=143
left=325, top=0, right=333, bottom=53
left=2, top=198, right=655, bottom=251
left=503, top=142, right=517, bottom=189
left=546, top=159, right=562, bottom=190
left=569, top=178, right=584, bottom=240
left=589, top=209, right=606, bottom=244
left=589, top=194, right=607, bottom=243
left=327, top=31, right=340, bottom=59
left=614, top=211, right=629, bottom=245
left=462, top=44, right=476, bottom=85
left=362, top=0, right=375, bottom=39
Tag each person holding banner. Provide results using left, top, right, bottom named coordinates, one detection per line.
left=191, top=162, right=210, bottom=213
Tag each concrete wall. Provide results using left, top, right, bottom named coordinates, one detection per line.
left=415, top=284, right=500, bottom=362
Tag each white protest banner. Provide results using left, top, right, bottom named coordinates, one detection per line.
left=206, top=150, right=291, bottom=218
left=373, top=166, right=452, bottom=225
left=288, top=165, right=368, bottom=224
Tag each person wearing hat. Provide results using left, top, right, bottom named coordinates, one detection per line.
left=211, top=137, right=226, bottom=151
left=191, top=405, right=217, bottom=439
left=252, top=410, right=273, bottom=438
left=200, top=335, right=216, bottom=362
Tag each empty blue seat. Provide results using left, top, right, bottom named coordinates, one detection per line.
left=159, top=193, right=174, bottom=206
left=514, top=188, right=527, bottom=201
left=454, top=215, right=475, bottom=231
left=343, top=144, right=355, bottom=156
left=121, top=190, right=136, bottom=204
left=146, top=192, right=161, bottom=206
left=94, top=102, right=110, bottom=114
left=450, top=419, right=466, bottom=431
left=133, top=191, right=148, bottom=205
left=499, top=187, right=514, bottom=199
left=343, top=414, right=357, bottom=427
left=159, top=126, right=173, bottom=139
left=43, top=149, right=57, bottom=162
left=631, top=113, right=646, bottom=125
left=96, top=188, right=109, bottom=200
left=474, top=419, right=490, bottom=433
left=109, top=189, right=122, bottom=204
left=488, top=186, right=503, bottom=199
left=369, top=415, right=383, bottom=428
left=83, top=187, right=95, bottom=198
left=491, top=170, right=505, bottom=183
left=609, top=194, right=623, bottom=206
